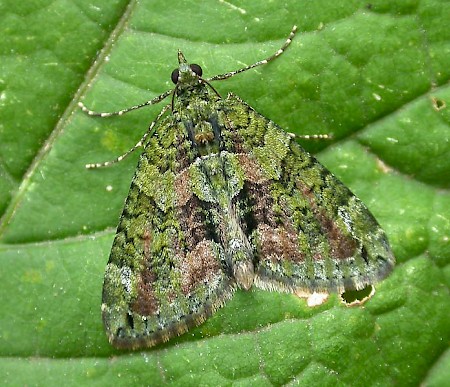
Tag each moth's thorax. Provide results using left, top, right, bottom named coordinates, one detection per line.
left=174, top=87, right=222, bottom=155
left=174, top=82, right=211, bottom=106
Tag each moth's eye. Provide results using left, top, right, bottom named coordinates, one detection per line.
left=190, top=64, right=202, bottom=77
left=171, top=69, right=179, bottom=84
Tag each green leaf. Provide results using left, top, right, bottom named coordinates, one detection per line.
left=1, top=0, right=449, bottom=386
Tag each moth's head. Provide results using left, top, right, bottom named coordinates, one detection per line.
left=171, top=51, right=203, bottom=86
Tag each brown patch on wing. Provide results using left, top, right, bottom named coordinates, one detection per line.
left=132, top=269, right=159, bottom=316
left=245, top=181, right=278, bottom=227
left=296, top=179, right=357, bottom=260
left=237, top=154, right=268, bottom=184
left=174, top=168, right=192, bottom=207
left=180, top=240, right=221, bottom=295
left=316, top=209, right=357, bottom=259
left=236, top=154, right=279, bottom=229
left=178, top=195, right=216, bottom=247
left=174, top=165, right=219, bottom=247
left=258, top=224, right=305, bottom=263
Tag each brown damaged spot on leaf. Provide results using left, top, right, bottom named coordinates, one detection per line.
left=376, top=158, right=393, bottom=174
left=431, top=96, right=446, bottom=111
left=180, top=240, right=221, bottom=295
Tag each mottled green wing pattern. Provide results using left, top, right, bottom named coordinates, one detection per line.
left=101, top=115, right=236, bottom=350
left=221, top=93, right=395, bottom=295
left=100, top=90, right=395, bottom=350
left=95, top=40, right=395, bottom=350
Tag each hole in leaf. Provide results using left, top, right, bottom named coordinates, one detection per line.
left=340, top=284, right=375, bottom=306
left=431, top=97, right=446, bottom=111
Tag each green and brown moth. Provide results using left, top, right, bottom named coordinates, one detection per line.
left=80, top=26, right=395, bottom=350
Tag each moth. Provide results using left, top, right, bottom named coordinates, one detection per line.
left=80, top=26, right=395, bottom=349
